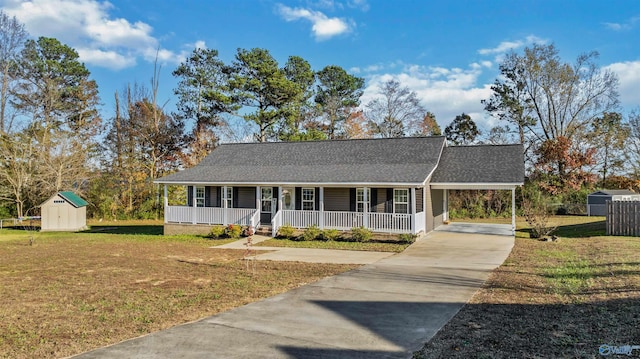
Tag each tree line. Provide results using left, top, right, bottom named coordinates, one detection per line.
left=0, top=11, right=637, bottom=220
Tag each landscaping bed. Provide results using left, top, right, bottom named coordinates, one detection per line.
left=0, top=227, right=357, bottom=358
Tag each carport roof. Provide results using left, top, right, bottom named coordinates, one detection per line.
left=430, top=144, right=524, bottom=188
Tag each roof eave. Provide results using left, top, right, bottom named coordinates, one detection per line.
left=430, top=182, right=524, bottom=190
left=154, top=180, right=426, bottom=187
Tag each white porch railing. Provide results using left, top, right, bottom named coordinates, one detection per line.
left=272, top=210, right=426, bottom=236
left=165, top=206, right=258, bottom=226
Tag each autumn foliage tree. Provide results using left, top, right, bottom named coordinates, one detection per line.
left=532, top=136, right=596, bottom=194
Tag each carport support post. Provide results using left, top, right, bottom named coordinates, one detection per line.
left=511, top=188, right=516, bottom=235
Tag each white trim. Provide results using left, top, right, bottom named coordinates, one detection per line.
left=301, top=187, right=315, bottom=211
left=393, top=188, right=409, bottom=214
left=155, top=181, right=426, bottom=187
left=430, top=183, right=522, bottom=190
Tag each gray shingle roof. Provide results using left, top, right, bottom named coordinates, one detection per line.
left=590, top=189, right=637, bottom=196
left=431, top=144, right=524, bottom=184
left=157, top=137, right=446, bottom=185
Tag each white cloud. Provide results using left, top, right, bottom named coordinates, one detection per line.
left=478, top=35, right=546, bottom=56
left=1, top=0, right=181, bottom=70
left=605, top=60, right=640, bottom=108
left=76, top=48, right=135, bottom=70
left=361, top=62, right=495, bottom=131
left=277, top=4, right=352, bottom=40
left=603, top=16, right=640, bottom=31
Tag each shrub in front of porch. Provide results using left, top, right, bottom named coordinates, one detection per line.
left=300, top=225, right=321, bottom=241
left=320, top=229, right=341, bottom=241
left=350, top=226, right=372, bottom=242
left=397, top=233, right=417, bottom=244
left=209, top=225, right=226, bottom=239
left=277, top=224, right=296, bottom=240
left=225, top=224, right=242, bottom=239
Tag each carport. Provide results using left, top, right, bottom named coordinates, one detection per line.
left=429, top=144, right=524, bottom=235
left=431, top=185, right=518, bottom=235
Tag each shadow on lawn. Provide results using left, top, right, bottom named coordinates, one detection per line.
left=517, top=220, right=606, bottom=238
left=84, top=225, right=163, bottom=235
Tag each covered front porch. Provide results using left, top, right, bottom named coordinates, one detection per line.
left=162, top=184, right=427, bottom=235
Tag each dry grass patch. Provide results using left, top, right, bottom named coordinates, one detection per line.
left=0, top=229, right=357, bottom=358
left=415, top=231, right=640, bottom=358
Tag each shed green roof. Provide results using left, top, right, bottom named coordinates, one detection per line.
left=59, top=191, right=88, bottom=208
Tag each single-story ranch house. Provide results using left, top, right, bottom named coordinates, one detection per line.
left=156, top=137, right=524, bottom=236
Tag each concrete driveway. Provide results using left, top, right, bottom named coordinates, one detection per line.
left=72, top=223, right=514, bottom=359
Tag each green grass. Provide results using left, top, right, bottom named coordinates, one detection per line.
left=255, top=238, right=410, bottom=252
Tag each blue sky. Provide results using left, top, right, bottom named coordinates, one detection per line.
left=1, top=0, right=639, bottom=134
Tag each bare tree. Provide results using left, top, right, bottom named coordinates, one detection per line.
left=0, top=11, right=27, bottom=133
left=365, top=79, right=426, bottom=138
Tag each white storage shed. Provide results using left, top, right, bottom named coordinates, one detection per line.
left=41, top=191, right=88, bottom=231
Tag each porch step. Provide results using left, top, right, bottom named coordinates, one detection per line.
left=255, top=225, right=273, bottom=236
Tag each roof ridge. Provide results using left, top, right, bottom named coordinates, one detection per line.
left=218, top=136, right=446, bottom=146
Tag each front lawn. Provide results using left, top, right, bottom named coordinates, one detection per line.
left=0, top=226, right=357, bottom=358
left=415, top=216, right=639, bottom=358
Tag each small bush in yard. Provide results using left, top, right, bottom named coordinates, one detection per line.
left=225, top=224, right=242, bottom=238
left=350, top=226, right=372, bottom=242
left=210, top=225, right=226, bottom=239
left=397, top=233, right=417, bottom=244
left=301, top=225, right=321, bottom=241
left=321, top=229, right=341, bottom=241
left=277, top=224, right=295, bottom=239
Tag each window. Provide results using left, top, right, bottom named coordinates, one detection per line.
left=302, top=188, right=315, bottom=210
left=394, top=189, right=408, bottom=214
left=356, top=188, right=371, bottom=212
left=261, top=187, right=272, bottom=212
left=195, top=186, right=205, bottom=207
left=224, top=187, right=233, bottom=208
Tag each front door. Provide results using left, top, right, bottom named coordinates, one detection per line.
left=281, top=187, right=295, bottom=211
left=260, top=187, right=273, bottom=223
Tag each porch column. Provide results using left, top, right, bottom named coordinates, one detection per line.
left=512, top=188, right=516, bottom=235
left=362, top=187, right=369, bottom=229
left=319, top=187, right=324, bottom=229
left=163, top=185, right=168, bottom=224
left=192, top=185, right=197, bottom=224
left=256, top=186, right=261, bottom=210
left=222, top=185, right=227, bottom=225
left=410, top=187, right=417, bottom=234
left=278, top=186, right=283, bottom=212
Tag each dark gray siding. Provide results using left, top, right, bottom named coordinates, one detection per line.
left=237, top=187, right=256, bottom=208
left=416, top=188, right=423, bottom=212
left=325, top=188, right=350, bottom=211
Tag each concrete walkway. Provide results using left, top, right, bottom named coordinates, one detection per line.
left=215, top=235, right=396, bottom=264
left=73, top=223, right=514, bottom=359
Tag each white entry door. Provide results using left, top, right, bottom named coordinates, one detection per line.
left=281, top=187, right=295, bottom=211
